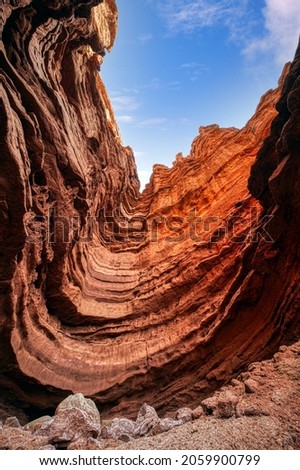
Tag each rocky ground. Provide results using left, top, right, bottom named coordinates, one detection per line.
left=0, top=341, right=299, bottom=450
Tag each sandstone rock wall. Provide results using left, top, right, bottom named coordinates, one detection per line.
left=0, top=0, right=299, bottom=417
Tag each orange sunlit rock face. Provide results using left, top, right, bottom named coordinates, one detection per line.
left=0, top=0, right=299, bottom=416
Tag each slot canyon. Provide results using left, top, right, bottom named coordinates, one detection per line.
left=0, top=0, right=300, bottom=437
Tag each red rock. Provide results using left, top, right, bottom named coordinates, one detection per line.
left=67, top=437, right=104, bottom=450
left=3, top=417, right=21, bottom=428
left=236, top=402, right=271, bottom=417
left=134, top=404, right=160, bottom=437
left=202, top=391, right=239, bottom=419
left=244, top=379, right=260, bottom=394
left=175, top=407, right=194, bottom=423
left=24, top=416, right=53, bottom=433
left=35, top=408, right=100, bottom=446
left=0, top=341, right=299, bottom=449
left=149, top=418, right=181, bottom=436
left=191, top=406, right=204, bottom=420
left=55, top=393, right=100, bottom=425
left=0, top=0, right=299, bottom=420
left=106, top=418, right=135, bottom=441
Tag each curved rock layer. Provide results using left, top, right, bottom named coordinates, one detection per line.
left=0, top=0, right=299, bottom=416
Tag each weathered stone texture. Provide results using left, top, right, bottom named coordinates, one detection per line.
left=0, top=1, right=299, bottom=417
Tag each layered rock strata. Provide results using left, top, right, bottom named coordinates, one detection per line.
left=1, top=342, right=299, bottom=449
left=0, top=0, right=299, bottom=417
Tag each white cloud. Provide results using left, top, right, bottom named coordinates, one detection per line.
left=166, top=80, right=181, bottom=90
left=140, top=78, right=181, bottom=90
left=141, top=78, right=161, bottom=90
left=136, top=117, right=168, bottom=128
left=181, top=62, right=199, bottom=68
left=111, top=96, right=141, bottom=111
left=181, top=62, right=209, bottom=81
left=181, top=117, right=194, bottom=125
left=133, top=151, right=145, bottom=158
left=244, top=0, right=300, bottom=64
left=151, top=0, right=300, bottom=65
left=153, top=0, right=249, bottom=35
left=117, top=115, right=135, bottom=123
left=139, top=33, right=154, bottom=44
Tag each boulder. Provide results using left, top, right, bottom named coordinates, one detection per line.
left=202, top=391, right=239, bottom=418
left=55, top=394, right=100, bottom=425
left=134, top=404, right=160, bottom=437
left=36, top=408, right=100, bottom=446
left=106, top=418, right=135, bottom=441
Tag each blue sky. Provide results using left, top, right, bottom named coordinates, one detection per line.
left=101, top=0, right=300, bottom=188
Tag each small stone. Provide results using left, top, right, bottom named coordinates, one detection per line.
left=106, top=418, right=135, bottom=441
left=192, top=406, right=204, bottom=420
left=244, top=379, right=259, bottom=394
left=230, top=379, right=246, bottom=393
left=134, top=404, right=160, bottom=437
left=149, top=418, right=180, bottom=436
left=231, top=378, right=241, bottom=386
left=252, top=370, right=267, bottom=377
left=248, top=362, right=262, bottom=372
left=136, top=403, right=158, bottom=423
left=175, top=407, right=194, bottom=423
left=236, top=402, right=270, bottom=417
left=100, top=425, right=108, bottom=439
left=241, top=371, right=251, bottom=380
left=24, top=416, right=53, bottom=433
left=273, top=353, right=283, bottom=363
left=4, top=417, right=21, bottom=428
left=202, top=391, right=239, bottom=419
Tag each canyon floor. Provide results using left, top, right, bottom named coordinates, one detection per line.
left=105, top=341, right=300, bottom=450
left=0, top=341, right=299, bottom=450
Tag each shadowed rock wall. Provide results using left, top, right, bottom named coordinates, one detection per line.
left=0, top=0, right=299, bottom=417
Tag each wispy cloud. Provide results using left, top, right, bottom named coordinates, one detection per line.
left=139, top=33, right=154, bottom=44
left=114, top=77, right=181, bottom=96
left=181, top=62, right=200, bottom=68
left=140, top=78, right=181, bottom=90
left=244, top=0, right=300, bottom=64
left=111, top=96, right=141, bottom=111
left=150, top=0, right=300, bottom=65
left=181, top=62, right=209, bottom=81
left=133, top=151, right=145, bottom=158
left=152, top=0, right=249, bottom=35
left=166, top=80, right=181, bottom=90
left=181, top=117, right=195, bottom=126
left=136, top=117, right=168, bottom=128
left=141, top=78, right=161, bottom=90
left=117, top=115, right=135, bottom=123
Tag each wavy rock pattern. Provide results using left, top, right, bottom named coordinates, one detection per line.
left=0, top=0, right=299, bottom=417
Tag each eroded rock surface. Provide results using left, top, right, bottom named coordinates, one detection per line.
left=0, top=342, right=299, bottom=449
left=0, top=0, right=299, bottom=419
left=116, top=341, right=300, bottom=450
